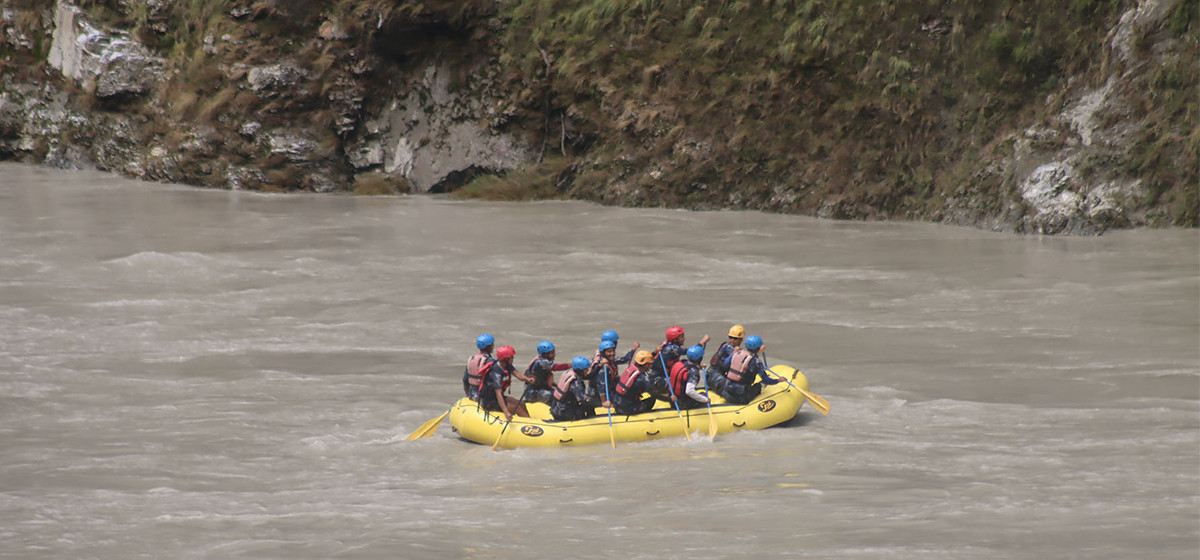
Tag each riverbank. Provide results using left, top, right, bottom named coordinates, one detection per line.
left=1, top=0, right=1195, bottom=234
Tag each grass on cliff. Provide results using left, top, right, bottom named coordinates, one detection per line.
left=495, top=0, right=1196, bottom=225
left=454, top=157, right=575, bottom=201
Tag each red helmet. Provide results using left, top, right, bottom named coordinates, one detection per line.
left=496, top=345, right=515, bottom=360
left=665, top=326, right=685, bottom=342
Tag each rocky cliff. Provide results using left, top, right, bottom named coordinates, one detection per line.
left=1, top=0, right=1195, bottom=234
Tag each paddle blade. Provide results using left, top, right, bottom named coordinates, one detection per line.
left=491, top=423, right=509, bottom=451
left=707, top=409, right=717, bottom=438
left=800, top=388, right=831, bottom=415
left=406, top=410, right=450, bottom=440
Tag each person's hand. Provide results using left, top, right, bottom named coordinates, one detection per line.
left=631, top=342, right=641, bottom=351
left=602, top=400, right=611, bottom=408
left=504, top=411, right=513, bottom=422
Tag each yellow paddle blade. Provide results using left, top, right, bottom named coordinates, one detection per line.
left=799, top=388, right=831, bottom=415
left=491, top=422, right=511, bottom=451
left=406, top=409, right=450, bottom=440
left=707, top=408, right=717, bottom=438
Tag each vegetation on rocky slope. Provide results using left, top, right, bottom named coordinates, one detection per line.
left=1, top=0, right=1195, bottom=231
left=492, top=0, right=1196, bottom=227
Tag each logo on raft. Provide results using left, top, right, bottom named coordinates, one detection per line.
left=520, top=425, right=544, bottom=437
left=757, top=400, right=777, bottom=413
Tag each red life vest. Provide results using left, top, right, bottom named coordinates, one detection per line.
left=727, top=349, right=754, bottom=383
left=466, top=352, right=492, bottom=389
left=615, top=363, right=643, bottom=396
left=553, top=370, right=578, bottom=401
left=479, top=361, right=512, bottom=395
left=667, top=360, right=689, bottom=398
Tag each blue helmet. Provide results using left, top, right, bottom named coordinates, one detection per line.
left=599, top=340, right=616, bottom=352
left=686, top=345, right=705, bottom=362
left=537, top=341, right=556, bottom=355
left=601, top=330, right=619, bottom=343
left=571, top=356, right=591, bottom=371
left=745, top=335, right=763, bottom=351
left=476, top=334, right=495, bottom=350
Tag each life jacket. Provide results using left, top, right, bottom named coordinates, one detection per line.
left=667, top=360, right=689, bottom=399
left=710, top=342, right=737, bottom=369
left=590, top=360, right=616, bottom=398
left=615, top=363, right=643, bottom=396
left=553, top=370, right=579, bottom=401
left=525, top=357, right=554, bottom=388
left=466, top=352, right=493, bottom=390
left=481, top=361, right=512, bottom=394
left=727, top=349, right=755, bottom=383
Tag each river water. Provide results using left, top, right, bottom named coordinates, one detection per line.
left=1, top=163, right=1197, bottom=559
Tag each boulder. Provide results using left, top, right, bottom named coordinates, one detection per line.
left=47, top=1, right=165, bottom=98
left=346, top=63, right=532, bottom=192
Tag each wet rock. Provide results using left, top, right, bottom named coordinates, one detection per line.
left=1019, top=163, right=1083, bottom=233
left=247, top=63, right=307, bottom=95
left=317, top=19, right=350, bottom=41
left=1, top=8, right=33, bottom=51
left=347, top=63, right=531, bottom=191
left=265, top=130, right=316, bottom=162
left=47, top=1, right=165, bottom=98
left=226, top=167, right=267, bottom=190
left=239, top=121, right=262, bottom=139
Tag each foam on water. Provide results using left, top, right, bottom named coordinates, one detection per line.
left=1, top=164, right=1196, bottom=559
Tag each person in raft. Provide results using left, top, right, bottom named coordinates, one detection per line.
left=709, top=325, right=745, bottom=377
left=479, top=345, right=529, bottom=420
left=591, top=330, right=640, bottom=368
left=586, top=339, right=618, bottom=408
left=612, top=350, right=658, bottom=415
left=665, top=344, right=711, bottom=410
left=714, top=335, right=779, bottom=405
left=462, top=333, right=495, bottom=400
left=551, top=356, right=596, bottom=421
left=650, top=326, right=710, bottom=396
left=517, top=340, right=570, bottom=406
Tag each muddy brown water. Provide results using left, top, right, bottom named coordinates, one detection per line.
left=2, top=163, right=1197, bottom=559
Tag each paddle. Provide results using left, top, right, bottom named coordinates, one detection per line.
left=406, top=406, right=451, bottom=440
left=701, top=366, right=718, bottom=438
left=602, top=365, right=616, bottom=449
left=491, top=393, right=527, bottom=451
left=697, top=341, right=717, bottom=438
left=762, top=354, right=830, bottom=415
left=658, top=353, right=692, bottom=441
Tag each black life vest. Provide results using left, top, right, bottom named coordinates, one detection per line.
left=710, top=342, right=737, bottom=370
left=525, top=357, right=554, bottom=388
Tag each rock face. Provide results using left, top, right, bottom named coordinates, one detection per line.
left=348, top=64, right=530, bottom=192
left=47, top=1, right=164, bottom=98
left=984, top=0, right=1187, bottom=234
left=0, top=0, right=1193, bottom=233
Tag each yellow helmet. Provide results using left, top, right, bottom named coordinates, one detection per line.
left=634, top=350, right=654, bottom=366
left=728, top=325, right=745, bottom=338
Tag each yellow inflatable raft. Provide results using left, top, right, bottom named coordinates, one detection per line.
left=449, top=365, right=812, bottom=449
